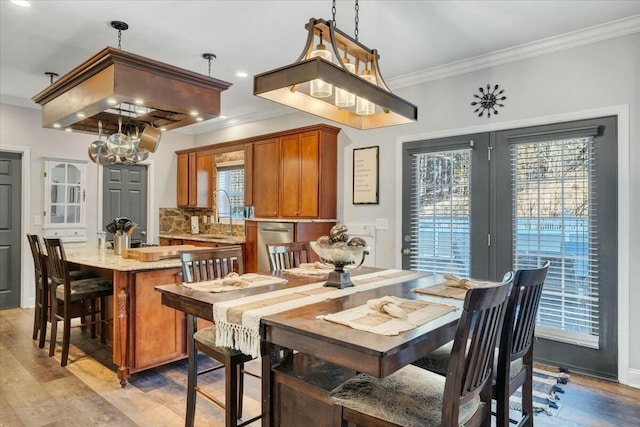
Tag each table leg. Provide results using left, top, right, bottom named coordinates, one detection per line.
left=262, top=342, right=284, bottom=427
left=117, top=287, right=130, bottom=387
left=185, top=314, right=197, bottom=427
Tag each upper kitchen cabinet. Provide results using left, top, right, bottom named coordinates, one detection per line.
left=43, top=159, right=87, bottom=241
left=176, top=152, right=213, bottom=208
left=253, top=125, right=338, bottom=219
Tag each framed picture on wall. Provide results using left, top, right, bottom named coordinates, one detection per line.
left=353, top=146, right=379, bottom=204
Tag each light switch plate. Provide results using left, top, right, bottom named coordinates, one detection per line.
left=375, top=218, right=389, bottom=230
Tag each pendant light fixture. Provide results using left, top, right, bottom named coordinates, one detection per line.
left=253, top=0, right=417, bottom=130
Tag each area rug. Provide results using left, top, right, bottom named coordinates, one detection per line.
left=509, top=367, right=570, bottom=416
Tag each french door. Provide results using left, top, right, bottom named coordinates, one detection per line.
left=402, top=117, right=618, bottom=379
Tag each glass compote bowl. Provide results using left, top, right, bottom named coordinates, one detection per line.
left=310, top=242, right=369, bottom=288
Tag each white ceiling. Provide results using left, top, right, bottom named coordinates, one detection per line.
left=1, top=0, right=639, bottom=134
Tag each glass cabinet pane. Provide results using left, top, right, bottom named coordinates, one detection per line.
left=68, top=185, right=81, bottom=203
left=50, top=205, right=65, bottom=223
left=66, top=206, right=81, bottom=223
left=51, top=184, right=65, bottom=203
left=68, top=165, right=81, bottom=185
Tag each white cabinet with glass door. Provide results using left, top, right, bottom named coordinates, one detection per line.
left=43, top=159, right=87, bottom=242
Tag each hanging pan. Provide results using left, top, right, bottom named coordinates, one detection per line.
left=139, top=125, right=162, bottom=153
left=88, top=121, right=116, bottom=165
left=107, top=116, right=133, bottom=156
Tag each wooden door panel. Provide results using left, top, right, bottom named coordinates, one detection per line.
left=133, top=268, right=184, bottom=369
left=253, top=139, right=280, bottom=217
left=298, top=131, right=319, bottom=217
left=280, top=135, right=301, bottom=217
left=177, top=153, right=189, bottom=207
left=196, top=154, right=213, bottom=208
left=187, top=152, right=197, bottom=207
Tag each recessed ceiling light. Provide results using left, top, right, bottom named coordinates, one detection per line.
left=107, top=98, right=118, bottom=105
left=65, top=128, right=72, bottom=132
left=234, top=71, right=248, bottom=78
left=53, top=123, right=61, bottom=128
left=160, top=127, right=167, bottom=132
left=76, top=112, right=85, bottom=118
left=11, top=1, right=31, bottom=7
left=196, top=117, right=203, bottom=122
left=134, top=98, right=144, bottom=105
left=190, top=110, right=198, bottom=117
left=218, top=115, right=227, bottom=119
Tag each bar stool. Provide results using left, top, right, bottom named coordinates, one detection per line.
left=26, top=234, right=95, bottom=348
left=44, top=238, right=113, bottom=367
left=180, top=246, right=261, bottom=427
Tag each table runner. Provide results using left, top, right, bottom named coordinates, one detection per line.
left=214, top=269, right=425, bottom=357
left=182, top=273, right=287, bottom=293
left=317, top=296, right=457, bottom=335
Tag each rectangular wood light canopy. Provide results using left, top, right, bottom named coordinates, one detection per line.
left=33, top=47, right=232, bottom=135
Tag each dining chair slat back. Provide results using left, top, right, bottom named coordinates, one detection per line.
left=181, top=246, right=244, bottom=283
left=266, top=241, right=314, bottom=270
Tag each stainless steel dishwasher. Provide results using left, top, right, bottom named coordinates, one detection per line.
left=257, top=222, right=294, bottom=271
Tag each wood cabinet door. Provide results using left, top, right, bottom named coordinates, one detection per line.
left=177, top=153, right=189, bottom=207
left=132, top=268, right=185, bottom=369
left=297, top=131, right=319, bottom=217
left=279, top=134, right=301, bottom=217
left=195, top=153, right=213, bottom=207
left=187, top=152, right=197, bottom=206
left=245, top=221, right=258, bottom=272
left=253, top=138, right=280, bottom=217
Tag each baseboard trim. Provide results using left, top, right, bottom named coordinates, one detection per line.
left=627, top=369, right=640, bottom=389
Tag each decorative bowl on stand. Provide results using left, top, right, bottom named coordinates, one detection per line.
left=310, top=242, right=369, bottom=288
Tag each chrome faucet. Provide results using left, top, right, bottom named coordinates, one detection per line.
left=214, top=189, right=233, bottom=236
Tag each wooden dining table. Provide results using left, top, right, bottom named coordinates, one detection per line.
left=155, top=268, right=463, bottom=427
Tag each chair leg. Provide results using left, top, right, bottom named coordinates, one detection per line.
left=81, top=303, right=87, bottom=332
left=225, top=359, right=239, bottom=427
left=49, top=298, right=58, bottom=357
left=32, top=288, right=40, bottom=340
left=90, top=299, right=97, bottom=339
left=100, top=296, right=107, bottom=344
left=521, top=366, right=534, bottom=427
left=38, top=298, right=48, bottom=348
left=238, top=364, right=244, bottom=419
left=185, top=314, right=197, bottom=427
left=61, top=302, right=71, bottom=367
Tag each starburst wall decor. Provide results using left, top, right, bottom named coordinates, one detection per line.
left=471, top=84, right=506, bottom=118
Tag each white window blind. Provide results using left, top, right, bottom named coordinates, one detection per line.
left=217, top=166, right=244, bottom=221
left=408, top=149, right=471, bottom=276
left=511, top=136, right=599, bottom=348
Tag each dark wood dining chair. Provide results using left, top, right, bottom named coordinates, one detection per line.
left=330, top=280, right=513, bottom=427
left=266, top=241, right=315, bottom=270
left=26, top=234, right=96, bottom=348
left=44, top=238, right=112, bottom=367
left=412, top=263, right=550, bottom=427
left=494, top=261, right=549, bottom=427
left=180, top=246, right=261, bottom=427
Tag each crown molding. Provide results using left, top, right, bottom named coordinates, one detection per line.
left=388, top=14, right=640, bottom=90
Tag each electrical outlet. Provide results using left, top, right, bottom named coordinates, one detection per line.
left=202, top=215, right=208, bottom=224
left=375, top=218, right=389, bottom=230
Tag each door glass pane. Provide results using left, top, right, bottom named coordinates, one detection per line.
left=51, top=164, right=66, bottom=183
left=512, top=136, right=598, bottom=347
left=66, top=205, right=81, bottom=223
left=50, top=205, right=64, bottom=223
left=67, top=165, right=81, bottom=184
left=68, top=185, right=81, bottom=203
left=409, top=149, right=471, bottom=276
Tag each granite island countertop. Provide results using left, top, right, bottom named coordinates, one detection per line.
left=61, top=243, right=206, bottom=271
left=158, top=233, right=246, bottom=245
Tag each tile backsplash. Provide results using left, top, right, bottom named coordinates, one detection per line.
left=159, top=207, right=244, bottom=236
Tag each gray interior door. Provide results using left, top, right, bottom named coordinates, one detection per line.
left=0, top=151, right=22, bottom=309
left=103, top=164, right=148, bottom=244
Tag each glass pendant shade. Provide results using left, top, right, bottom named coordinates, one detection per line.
left=334, top=60, right=356, bottom=108
left=356, top=70, right=376, bottom=115
left=310, top=43, right=332, bottom=98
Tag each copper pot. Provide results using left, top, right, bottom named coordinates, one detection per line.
left=139, top=125, right=162, bottom=153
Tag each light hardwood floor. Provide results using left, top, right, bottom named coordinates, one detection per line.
left=1, top=307, right=639, bottom=426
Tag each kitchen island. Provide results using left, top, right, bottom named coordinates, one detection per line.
left=62, top=243, right=212, bottom=386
